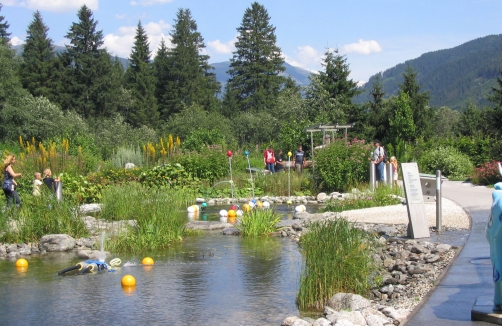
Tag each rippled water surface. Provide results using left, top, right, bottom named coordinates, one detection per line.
left=0, top=205, right=316, bottom=326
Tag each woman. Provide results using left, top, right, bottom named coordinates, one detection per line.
left=43, top=168, right=60, bottom=194
left=3, top=154, right=22, bottom=208
left=275, top=149, right=284, bottom=172
left=263, top=146, right=275, bottom=173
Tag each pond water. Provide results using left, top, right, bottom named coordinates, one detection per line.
left=0, top=204, right=321, bottom=326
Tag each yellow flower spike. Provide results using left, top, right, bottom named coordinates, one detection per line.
left=31, top=137, right=35, bottom=146
left=19, top=136, right=23, bottom=149
left=176, top=136, right=181, bottom=147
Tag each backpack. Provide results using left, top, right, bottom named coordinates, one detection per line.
left=380, top=147, right=388, bottom=163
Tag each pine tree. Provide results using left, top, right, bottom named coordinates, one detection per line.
left=225, top=2, right=286, bottom=114
left=56, top=5, right=120, bottom=118
left=389, top=91, right=416, bottom=144
left=153, top=38, right=170, bottom=119
left=159, top=8, right=220, bottom=119
left=124, top=21, right=158, bottom=127
left=0, top=4, right=10, bottom=44
left=399, top=66, right=433, bottom=139
left=318, top=48, right=360, bottom=106
left=368, top=75, right=391, bottom=141
left=19, top=11, right=56, bottom=99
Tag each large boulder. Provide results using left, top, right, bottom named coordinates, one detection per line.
left=327, top=293, right=371, bottom=311
left=40, top=234, right=76, bottom=252
left=79, top=204, right=101, bottom=214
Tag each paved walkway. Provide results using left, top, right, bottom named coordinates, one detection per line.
left=405, top=181, right=495, bottom=325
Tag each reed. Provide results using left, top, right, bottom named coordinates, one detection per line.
left=101, top=183, right=192, bottom=252
left=236, top=209, right=281, bottom=236
left=297, top=218, right=377, bottom=311
left=322, top=185, right=403, bottom=213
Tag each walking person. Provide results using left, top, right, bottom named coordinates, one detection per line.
left=264, top=146, right=275, bottom=173
left=2, top=154, right=22, bottom=208
left=371, top=139, right=385, bottom=183
left=294, top=145, right=306, bottom=175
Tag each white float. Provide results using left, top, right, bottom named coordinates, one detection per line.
left=219, top=209, right=228, bottom=217
left=236, top=210, right=243, bottom=217
left=294, top=205, right=306, bottom=212
left=262, top=201, right=270, bottom=209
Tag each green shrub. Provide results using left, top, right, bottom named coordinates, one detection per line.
left=139, top=163, right=199, bottom=189
left=173, top=146, right=228, bottom=183
left=297, top=218, right=377, bottom=310
left=471, top=160, right=502, bottom=185
left=313, top=139, right=372, bottom=192
left=418, top=146, right=473, bottom=180
left=110, top=146, right=144, bottom=168
left=236, top=209, right=281, bottom=236
left=321, top=186, right=403, bottom=213
left=182, top=129, right=226, bottom=151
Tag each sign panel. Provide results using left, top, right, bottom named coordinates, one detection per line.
left=401, top=163, right=430, bottom=238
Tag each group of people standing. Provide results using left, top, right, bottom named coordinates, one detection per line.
left=2, top=154, right=60, bottom=208
left=263, top=145, right=306, bottom=175
left=371, top=139, right=399, bottom=186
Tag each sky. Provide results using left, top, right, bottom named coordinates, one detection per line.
left=2, top=0, right=502, bottom=83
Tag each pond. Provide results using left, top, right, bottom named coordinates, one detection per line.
left=0, top=204, right=321, bottom=326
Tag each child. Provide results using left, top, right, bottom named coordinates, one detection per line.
left=33, top=172, right=43, bottom=196
left=390, top=156, right=399, bottom=187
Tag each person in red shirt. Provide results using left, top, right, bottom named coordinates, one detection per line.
left=263, top=146, right=275, bottom=173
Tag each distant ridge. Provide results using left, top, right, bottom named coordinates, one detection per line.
left=355, top=34, right=502, bottom=110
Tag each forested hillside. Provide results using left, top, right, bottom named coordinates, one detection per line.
left=356, top=34, right=502, bottom=110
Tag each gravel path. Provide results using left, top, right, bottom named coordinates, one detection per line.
left=338, top=198, right=470, bottom=229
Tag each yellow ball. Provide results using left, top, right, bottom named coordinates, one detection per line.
left=121, top=274, right=136, bottom=286
left=15, top=258, right=28, bottom=267
left=142, top=257, right=154, bottom=265
left=242, top=204, right=251, bottom=212
left=228, top=209, right=237, bottom=218
left=288, top=151, right=292, bottom=157
left=256, top=201, right=263, bottom=209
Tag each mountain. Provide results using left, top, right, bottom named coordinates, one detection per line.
left=13, top=44, right=312, bottom=89
left=355, top=34, right=502, bottom=110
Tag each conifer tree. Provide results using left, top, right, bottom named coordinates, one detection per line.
left=225, top=2, right=286, bottom=114
left=389, top=91, right=416, bottom=144
left=125, top=21, right=158, bottom=127
left=159, top=8, right=220, bottom=119
left=153, top=38, right=171, bottom=119
left=56, top=5, right=120, bottom=118
left=0, top=4, right=10, bottom=44
left=19, top=11, right=56, bottom=99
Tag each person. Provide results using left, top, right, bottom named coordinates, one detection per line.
left=390, top=156, right=399, bottom=187
left=263, top=146, right=275, bottom=173
left=275, top=149, right=284, bottom=172
left=371, top=139, right=385, bottom=183
left=3, top=154, right=22, bottom=208
left=43, top=168, right=60, bottom=194
left=294, top=145, right=306, bottom=175
left=33, top=172, right=43, bottom=196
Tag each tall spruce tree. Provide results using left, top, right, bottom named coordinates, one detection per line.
left=0, top=3, right=10, bottom=44
left=153, top=38, right=171, bottom=119
left=485, top=65, right=502, bottom=137
left=159, top=9, right=220, bottom=119
left=368, top=75, right=391, bottom=141
left=225, top=2, right=286, bottom=114
left=56, top=5, right=120, bottom=118
left=19, top=11, right=56, bottom=99
left=125, top=21, right=158, bottom=127
left=399, top=66, right=433, bottom=139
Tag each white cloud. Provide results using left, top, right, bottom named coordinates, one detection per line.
left=207, top=37, right=236, bottom=54
left=341, top=39, right=382, bottom=55
left=283, top=45, right=322, bottom=72
left=103, top=20, right=172, bottom=59
left=4, top=0, right=98, bottom=12
left=10, top=36, right=25, bottom=46
left=115, top=13, right=127, bottom=20
left=130, top=0, right=173, bottom=6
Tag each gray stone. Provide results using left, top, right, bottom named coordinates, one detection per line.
left=317, top=192, right=328, bottom=201
left=79, top=204, right=101, bottom=214
left=222, top=227, right=240, bottom=236
left=383, top=258, right=395, bottom=268
left=124, top=162, right=135, bottom=169
left=411, top=244, right=429, bottom=254
left=312, top=317, right=331, bottom=326
left=195, top=197, right=206, bottom=203
left=77, top=249, right=109, bottom=260
left=425, top=254, right=441, bottom=263
left=207, top=199, right=216, bottom=205
left=333, top=319, right=356, bottom=326
left=7, top=251, right=19, bottom=258
left=380, top=284, right=394, bottom=294
left=381, top=307, right=410, bottom=323
left=6, top=244, right=17, bottom=253
left=365, top=314, right=388, bottom=326
left=185, top=221, right=234, bottom=230
left=327, top=293, right=371, bottom=312
left=18, top=243, right=31, bottom=255
left=433, top=243, right=452, bottom=254
left=291, top=319, right=312, bottom=326
left=40, top=234, right=76, bottom=252
left=281, top=316, right=300, bottom=326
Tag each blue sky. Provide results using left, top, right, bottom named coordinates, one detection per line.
left=3, top=0, right=502, bottom=83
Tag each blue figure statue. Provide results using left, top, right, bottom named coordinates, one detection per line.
left=486, top=181, right=502, bottom=311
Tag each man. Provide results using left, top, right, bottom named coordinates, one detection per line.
left=263, top=146, right=275, bottom=173
left=294, top=145, right=306, bottom=175
left=372, top=139, right=385, bottom=182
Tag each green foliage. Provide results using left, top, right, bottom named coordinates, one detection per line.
left=110, top=146, right=144, bottom=168
left=418, top=146, right=473, bottom=179
left=173, top=146, right=228, bottom=183
left=322, top=186, right=403, bottom=213
left=236, top=209, right=281, bottom=236
left=0, top=4, right=10, bottom=44
left=313, top=139, right=372, bottom=191
left=297, top=218, right=377, bottom=310
left=60, top=173, right=103, bottom=203
left=0, top=42, right=26, bottom=120
left=470, top=160, right=502, bottom=185
left=0, top=196, right=88, bottom=243
left=253, top=171, right=307, bottom=196
left=388, top=91, right=416, bottom=143
left=182, top=129, right=225, bottom=151
left=138, top=163, right=199, bottom=189
left=102, top=183, right=191, bottom=252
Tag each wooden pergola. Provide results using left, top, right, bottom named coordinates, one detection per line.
left=304, top=123, right=355, bottom=173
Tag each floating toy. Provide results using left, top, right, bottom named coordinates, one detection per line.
left=201, top=202, right=208, bottom=209
left=256, top=201, right=263, bottom=209
left=121, top=274, right=136, bottom=286
left=219, top=209, right=228, bottom=217
left=142, top=257, right=154, bottom=265
left=295, top=205, right=306, bottom=213
left=228, top=209, right=237, bottom=218
left=242, top=204, right=251, bottom=212
left=262, top=201, right=270, bottom=209
left=57, top=258, right=122, bottom=276
left=236, top=210, right=243, bottom=217
left=186, top=205, right=199, bottom=213
left=15, top=258, right=28, bottom=268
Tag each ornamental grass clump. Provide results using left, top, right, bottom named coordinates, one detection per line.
left=297, top=218, right=377, bottom=311
left=236, top=209, right=281, bottom=237
left=321, top=185, right=403, bottom=213
left=102, top=183, right=192, bottom=252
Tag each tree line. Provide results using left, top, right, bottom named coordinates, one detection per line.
left=0, top=2, right=502, bottom=163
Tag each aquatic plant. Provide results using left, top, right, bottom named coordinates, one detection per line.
left=321, top=185, right=403, bottom=213
left=236, top=209, right=281, bottom=237
left=297, top=218, right=377, bottom=311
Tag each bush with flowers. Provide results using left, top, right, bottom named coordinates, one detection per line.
left=313, top=138, right=372, bottom=192
left=470, top=160, right=502, bottom=185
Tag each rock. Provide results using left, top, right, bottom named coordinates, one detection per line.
left=411, top=244, right=429, bottom=254
left=327, top=293, right=371, bottom=311
left=79, top=204, right=101, bottom=214
left=312, top=317, right=331, bottom=326
left=124, top=162, right=135, bottom=169
left=222, top=227, right=240, bottom=236
left=6, top=244, right=17, bottom=253
left=433, top=243, right=452, bottom=254
left=381, top=307, right=410, bottom=323
left=333, top=319, right=356, bottom=326
left=281, top=316, right=299, bottom=326
left=195, top=197, right=206, bottom=203
left=17, top=243, right=31, bottom=255
left=425, top=254, right=441, bottom=263
left=326, top=310, right=366, bottom=325
left=291, top=319, right=312, bottom=326
left=383, top=258, right=395, bottom=268
left=317, top=192, right=327, bottom=201
left=185, top=221, right=234, bottom=230
left=207, top=199, right=216, bottom=205
left=380, top=284, right=394, bottom=294
left=39, top=234, right=76, bottom=252
left=77, top=249, right=109, bottom=260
